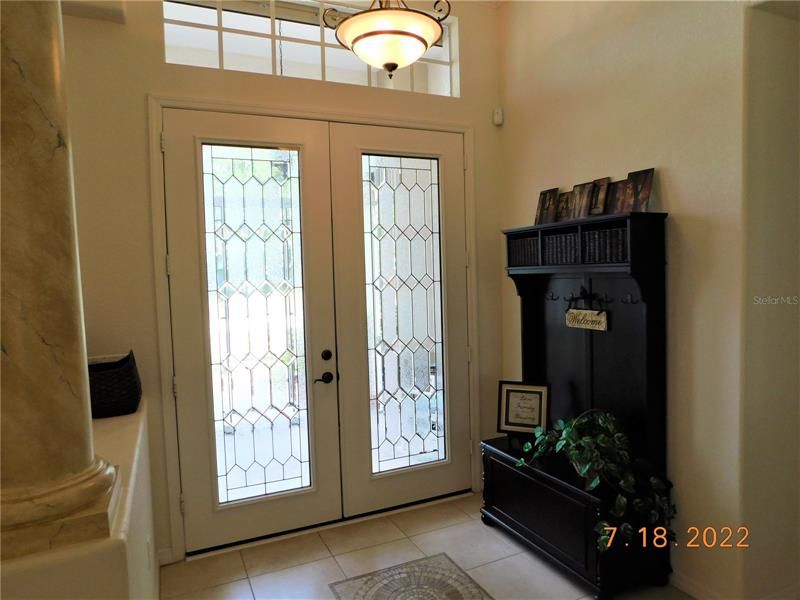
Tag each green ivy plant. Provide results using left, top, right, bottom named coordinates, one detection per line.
left=516, top=410, right=676, bottom=551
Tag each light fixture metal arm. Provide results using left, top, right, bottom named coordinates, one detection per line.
left=322, top=0, right=451, bottom=77
left=322, top=7, right=344, bottom=29
left=432, top=0, right=451, bottom=22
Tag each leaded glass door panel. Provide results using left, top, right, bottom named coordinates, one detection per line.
left=330, top=124, right=471, bottom=516
left=163, top=109, right=341, bottom=551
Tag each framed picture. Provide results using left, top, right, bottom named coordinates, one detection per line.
left=589, top=177, right=611, bottom=215
left=535, top=188, right=559, bottom=224
left=571, top=182, right=594, bottom=219
left=555, top=191, right=573, bottom=222
left=497, top=380, right=549, bottom=434
left=627, top=168, right=655, bottom=212
left=605, top=178, right=634, bottom=214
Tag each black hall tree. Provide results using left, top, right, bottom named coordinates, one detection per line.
left=481, top=213, right=669, bottom=598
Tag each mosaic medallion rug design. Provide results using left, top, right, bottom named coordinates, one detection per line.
left=330, top=553, right=494, bottom=600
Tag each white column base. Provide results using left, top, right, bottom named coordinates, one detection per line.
left=1, top=461, right=119, bottom=560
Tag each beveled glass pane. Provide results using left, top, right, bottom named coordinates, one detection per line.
left=363, top=154, right=445, bottom=474
left=202, top=144, right=310, bottom=504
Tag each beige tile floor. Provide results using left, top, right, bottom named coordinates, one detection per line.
left=160, top=493, right=692, bottom=600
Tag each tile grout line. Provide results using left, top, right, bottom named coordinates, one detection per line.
left=316, top=531, right=336, bottom=558
left=463, top=548, right=527, bottom=573
left=328, top=514, right=476, bottom=558
left=247, top=555, right=345, bottom=593
left=389, top=504, right=476, bottom=536
left=162, top=576, right=250, bottom=600
left=331, top=553, right=345, bottom=575
left=181, top=494, right=479, bottom=563
left=161, top=554, right=251, bottom=600
left=169, top=529, right=526, bottom=597
left=327, top=531, right=408, bottom=558
left=464, top=549, right=593, bottom=600
left=450, top=501, right=478, bottom=520
left=404, top=517, right=529, bottom=572
left=333, top=536, right=432, bottom=579
left=246, top=575, right=256, bottom=600
left=323, top=530, right=353, bottom=577
left=246, top=533, right=334, bottom=580
left=233, top=549, right=252, bottom=588
left=405, top=531, right=429, bottom=557
left=238, top=549, right=252, bottom=580
left=325, top=523, right=524, bottom=585
left=259, top=510, right=492, bottom=571
left=167, top=496, right=486, bottom=589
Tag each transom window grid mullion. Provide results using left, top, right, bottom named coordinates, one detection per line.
left=163, top=0, right=457, bottom=97
left=162, top=18, right=452, bottom=65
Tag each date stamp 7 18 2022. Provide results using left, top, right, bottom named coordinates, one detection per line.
left=603, top=526, right=750, bottom=549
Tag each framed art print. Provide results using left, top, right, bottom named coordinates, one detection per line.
left=535, top=187, right=559, bottom=224
left=497, top=381, right=549, bottom=434
left=627, top=168, right=655, bottom=212
left=589, top=177, right=611, bottom=215
left=570, top=181, right=594, bottom=219
left=555, top=191, right=573, bottom=222
left=605, top=178, right=633, bottom=214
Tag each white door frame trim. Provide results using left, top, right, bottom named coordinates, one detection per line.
left=147, top=94, right=481, bottom=564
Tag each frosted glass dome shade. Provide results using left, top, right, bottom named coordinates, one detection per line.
left=335, top=9, right=442, bottom=74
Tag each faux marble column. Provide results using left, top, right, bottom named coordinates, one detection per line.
left=1, top=0, right=117, bottom=559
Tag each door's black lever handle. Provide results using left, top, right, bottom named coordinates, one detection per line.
left=314, top=372, right=334, bottom=384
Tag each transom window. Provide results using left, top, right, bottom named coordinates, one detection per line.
left=163, top=1, right=459, bottom=97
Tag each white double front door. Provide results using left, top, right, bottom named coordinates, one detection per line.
left=163, top=109, right=471, bottom=551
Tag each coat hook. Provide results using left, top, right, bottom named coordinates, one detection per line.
left=595, top=294, right=613, bottom=314
left=564, top=292, right=581, bottom=311
left=621, top=293, right=640, bottom=305
left=546, top=292, right=560, bottom=301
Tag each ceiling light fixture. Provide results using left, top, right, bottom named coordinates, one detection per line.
left=323, top=0, right=451, bottom=79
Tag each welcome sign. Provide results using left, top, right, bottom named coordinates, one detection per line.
left=565, top=309, right=608, bottom=331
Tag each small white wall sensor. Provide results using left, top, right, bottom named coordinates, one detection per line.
left=492, top=107, right=504, bottom=126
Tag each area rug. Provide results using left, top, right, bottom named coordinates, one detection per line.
left=330, top=553, right=494, bottom=600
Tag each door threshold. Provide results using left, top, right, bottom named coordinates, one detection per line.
left=185, top=488, right=475, bottom=560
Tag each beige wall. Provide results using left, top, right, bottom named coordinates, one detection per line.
left=62, top=0, right=799, bottom=593
left=742, top=5, right=800, bottom=598
left=62, top=0, right=503, bottom=559
left=497, top=1, right=749, bottom=597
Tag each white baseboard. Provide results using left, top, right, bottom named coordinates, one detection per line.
left=762, top=583, right=800, bottom=599
left=671, top=571, right=799, bottom=600
left=158, top=547, right=184, bottom=566
left=670, top=571, right=720, bottom=599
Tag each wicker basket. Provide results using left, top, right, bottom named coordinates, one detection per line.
left=88, top=351, right=142, bottom=419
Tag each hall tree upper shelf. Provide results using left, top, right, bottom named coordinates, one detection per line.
left=505, top=212, right=667, bottom=277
